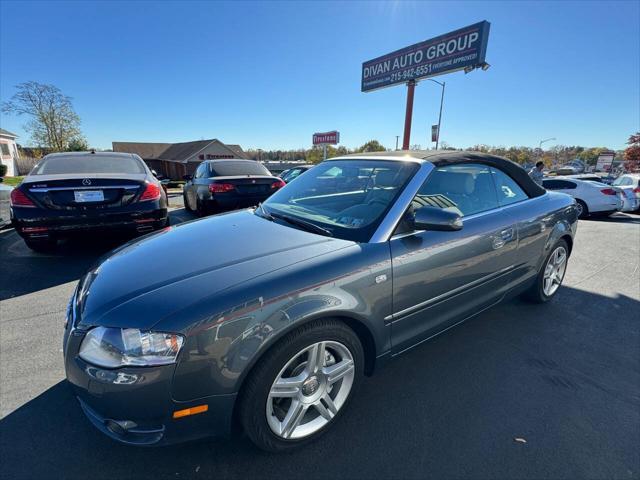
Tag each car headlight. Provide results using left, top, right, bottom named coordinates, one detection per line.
left=79, top=326, right=184, bottom=368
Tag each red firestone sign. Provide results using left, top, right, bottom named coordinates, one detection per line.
left=313, top=131, right=340, bottom=146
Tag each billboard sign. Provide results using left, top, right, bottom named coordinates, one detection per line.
left=313, top=131, right=340, bottom=146
left=595, top=152, right=615, bottom=172
left=361, top=21, right=491, bottom=92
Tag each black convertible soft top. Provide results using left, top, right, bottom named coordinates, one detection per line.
left=342, top=150, right=547, bottom=199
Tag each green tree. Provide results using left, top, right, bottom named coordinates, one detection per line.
left=67, top=137, right=89, bottom=151
left=355, top=140, right=386, bottom=153
left=2, top=81, right=83, bottom=151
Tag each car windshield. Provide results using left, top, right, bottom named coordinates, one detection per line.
left=261, top=159, right=418, bottom=242
left=32, top=155, right=146, bottom=175
left=211, top=161, right=271, bottom=176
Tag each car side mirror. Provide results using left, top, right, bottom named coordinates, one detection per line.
left=183, top=174, right=192, bottom=181
left=413, top=206, right=463, bottom=231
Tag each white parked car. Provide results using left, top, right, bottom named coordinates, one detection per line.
left=542, top=177, right=623, bottom=218
left=611, top=174, right=640, bottom=212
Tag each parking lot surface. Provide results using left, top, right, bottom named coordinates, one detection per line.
left=1, top=203, right=639, bottom=480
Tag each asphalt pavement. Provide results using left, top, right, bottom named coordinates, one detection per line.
left=1, top=200, right=639, bottom=480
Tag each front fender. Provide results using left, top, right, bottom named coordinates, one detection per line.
left=169, top=242, right=392, bottom=401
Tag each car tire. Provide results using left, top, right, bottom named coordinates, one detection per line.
left=24, top=237, right=57, bottom=253
left=575, top=199, right=589, bottom=219
left=238, top=319, right=364, bottom=452
left=524, top=239, right=569, bottom=304
left=195, top=198, right=208, bottom=217
left=183, top=192, right=193, bottom=212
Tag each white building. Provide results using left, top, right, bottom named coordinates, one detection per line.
left=0, top=128, right=20, bottom=177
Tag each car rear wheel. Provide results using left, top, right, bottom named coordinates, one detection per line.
left=195, top=198, right=208, bottom=217
left=525, top=239, right=568, bottom=303
left=183, top=191, right=193, bottom=212
left=24, top=237, right=57, bottom=253
left=238, top=319, right=363, bottom=452
left=575, top=199, right=588, bottom=219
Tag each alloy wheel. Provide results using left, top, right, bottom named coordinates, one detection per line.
left=266, top=341, right=355, bottom=440
left=543, top=245, right=567, bottom=297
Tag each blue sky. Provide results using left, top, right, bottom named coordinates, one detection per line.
left=1, top=1, right=638, bottom=151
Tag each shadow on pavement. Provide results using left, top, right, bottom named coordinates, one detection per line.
left=0, top=210, right=196, bottom=301
left=1, top=287, right=638, bottom=480
left=586, top=212, right=640, bottom=224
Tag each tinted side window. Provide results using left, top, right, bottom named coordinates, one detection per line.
left=412, top=164, right=499, bottom=217
left=194, top=163, right=208, bottom=178
left=543, top=179, right=576, bottom=190
left=490, top=167, right=529, bottom=206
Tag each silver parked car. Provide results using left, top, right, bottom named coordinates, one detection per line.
left=64, top=151, right=577, bottom=452
left=612, top=173, right=640, bottom=212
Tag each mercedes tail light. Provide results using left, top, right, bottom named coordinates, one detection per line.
left=139, top=183, right=162, bottom=201
left=271, top=179, right=286, bottom=190
left=10, top=189, right=36, bottom=207
left=209, top=183, right=235, bottom=193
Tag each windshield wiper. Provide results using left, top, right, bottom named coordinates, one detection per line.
left=270, top=211, right=333, bottom=237
left=255, top=203, right=274, bottom=221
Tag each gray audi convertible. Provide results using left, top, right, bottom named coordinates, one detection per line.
left=63, top=151, right=577, bottom=451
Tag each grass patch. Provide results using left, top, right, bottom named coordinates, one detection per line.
left=1, top=176, right=23, bottom=187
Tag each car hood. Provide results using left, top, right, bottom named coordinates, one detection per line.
left=77, top=210, right=352, bottom=330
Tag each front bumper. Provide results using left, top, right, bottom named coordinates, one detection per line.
left=64, top=326, right=236, bottom=446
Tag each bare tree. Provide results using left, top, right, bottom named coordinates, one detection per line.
left=1, top=81, right=84, bottom=151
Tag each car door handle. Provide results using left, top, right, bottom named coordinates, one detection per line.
left=492, top=237, right=505, bottom=249
left=501, top=228, right=514, bottom=241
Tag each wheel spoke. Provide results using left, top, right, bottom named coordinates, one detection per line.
left=314, top=394, right=338, bottom=421
left=306, top=342, right=326, bottom=373
left=269, top=373, right=305, bottom=398
left=323, top=358, right=354, bottom=385
left=280, top=400, right=307, bottom=438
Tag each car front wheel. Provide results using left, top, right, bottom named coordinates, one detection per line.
left=525, top=239, right=569, bottom=303
left=238, top=319, right=363, bottom=452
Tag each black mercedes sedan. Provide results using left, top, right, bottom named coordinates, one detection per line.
left=182, top=159, right=285, bottom=216
left=11, top=151, right=168, bottom=251
left=63, top=151, right=577, bottom=452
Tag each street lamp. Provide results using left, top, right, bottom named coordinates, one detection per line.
left=538, top=137, right=556, bottom=150
left=538, top=137, right=556, bottom=165
left=427, top=79, right=445, bottom=150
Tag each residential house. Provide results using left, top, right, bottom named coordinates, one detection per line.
left=0, top=128, right=20, bottom=177
left=112, top=139, right=249, bottom=179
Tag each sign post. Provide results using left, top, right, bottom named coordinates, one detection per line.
left=402, top=80, right=416, bottom=150
left=361, top=21, right=490, bottom=150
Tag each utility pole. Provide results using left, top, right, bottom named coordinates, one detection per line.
left=427, top=79, right=446, bottom=150
left=402, top=80, right=416, bottom=150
